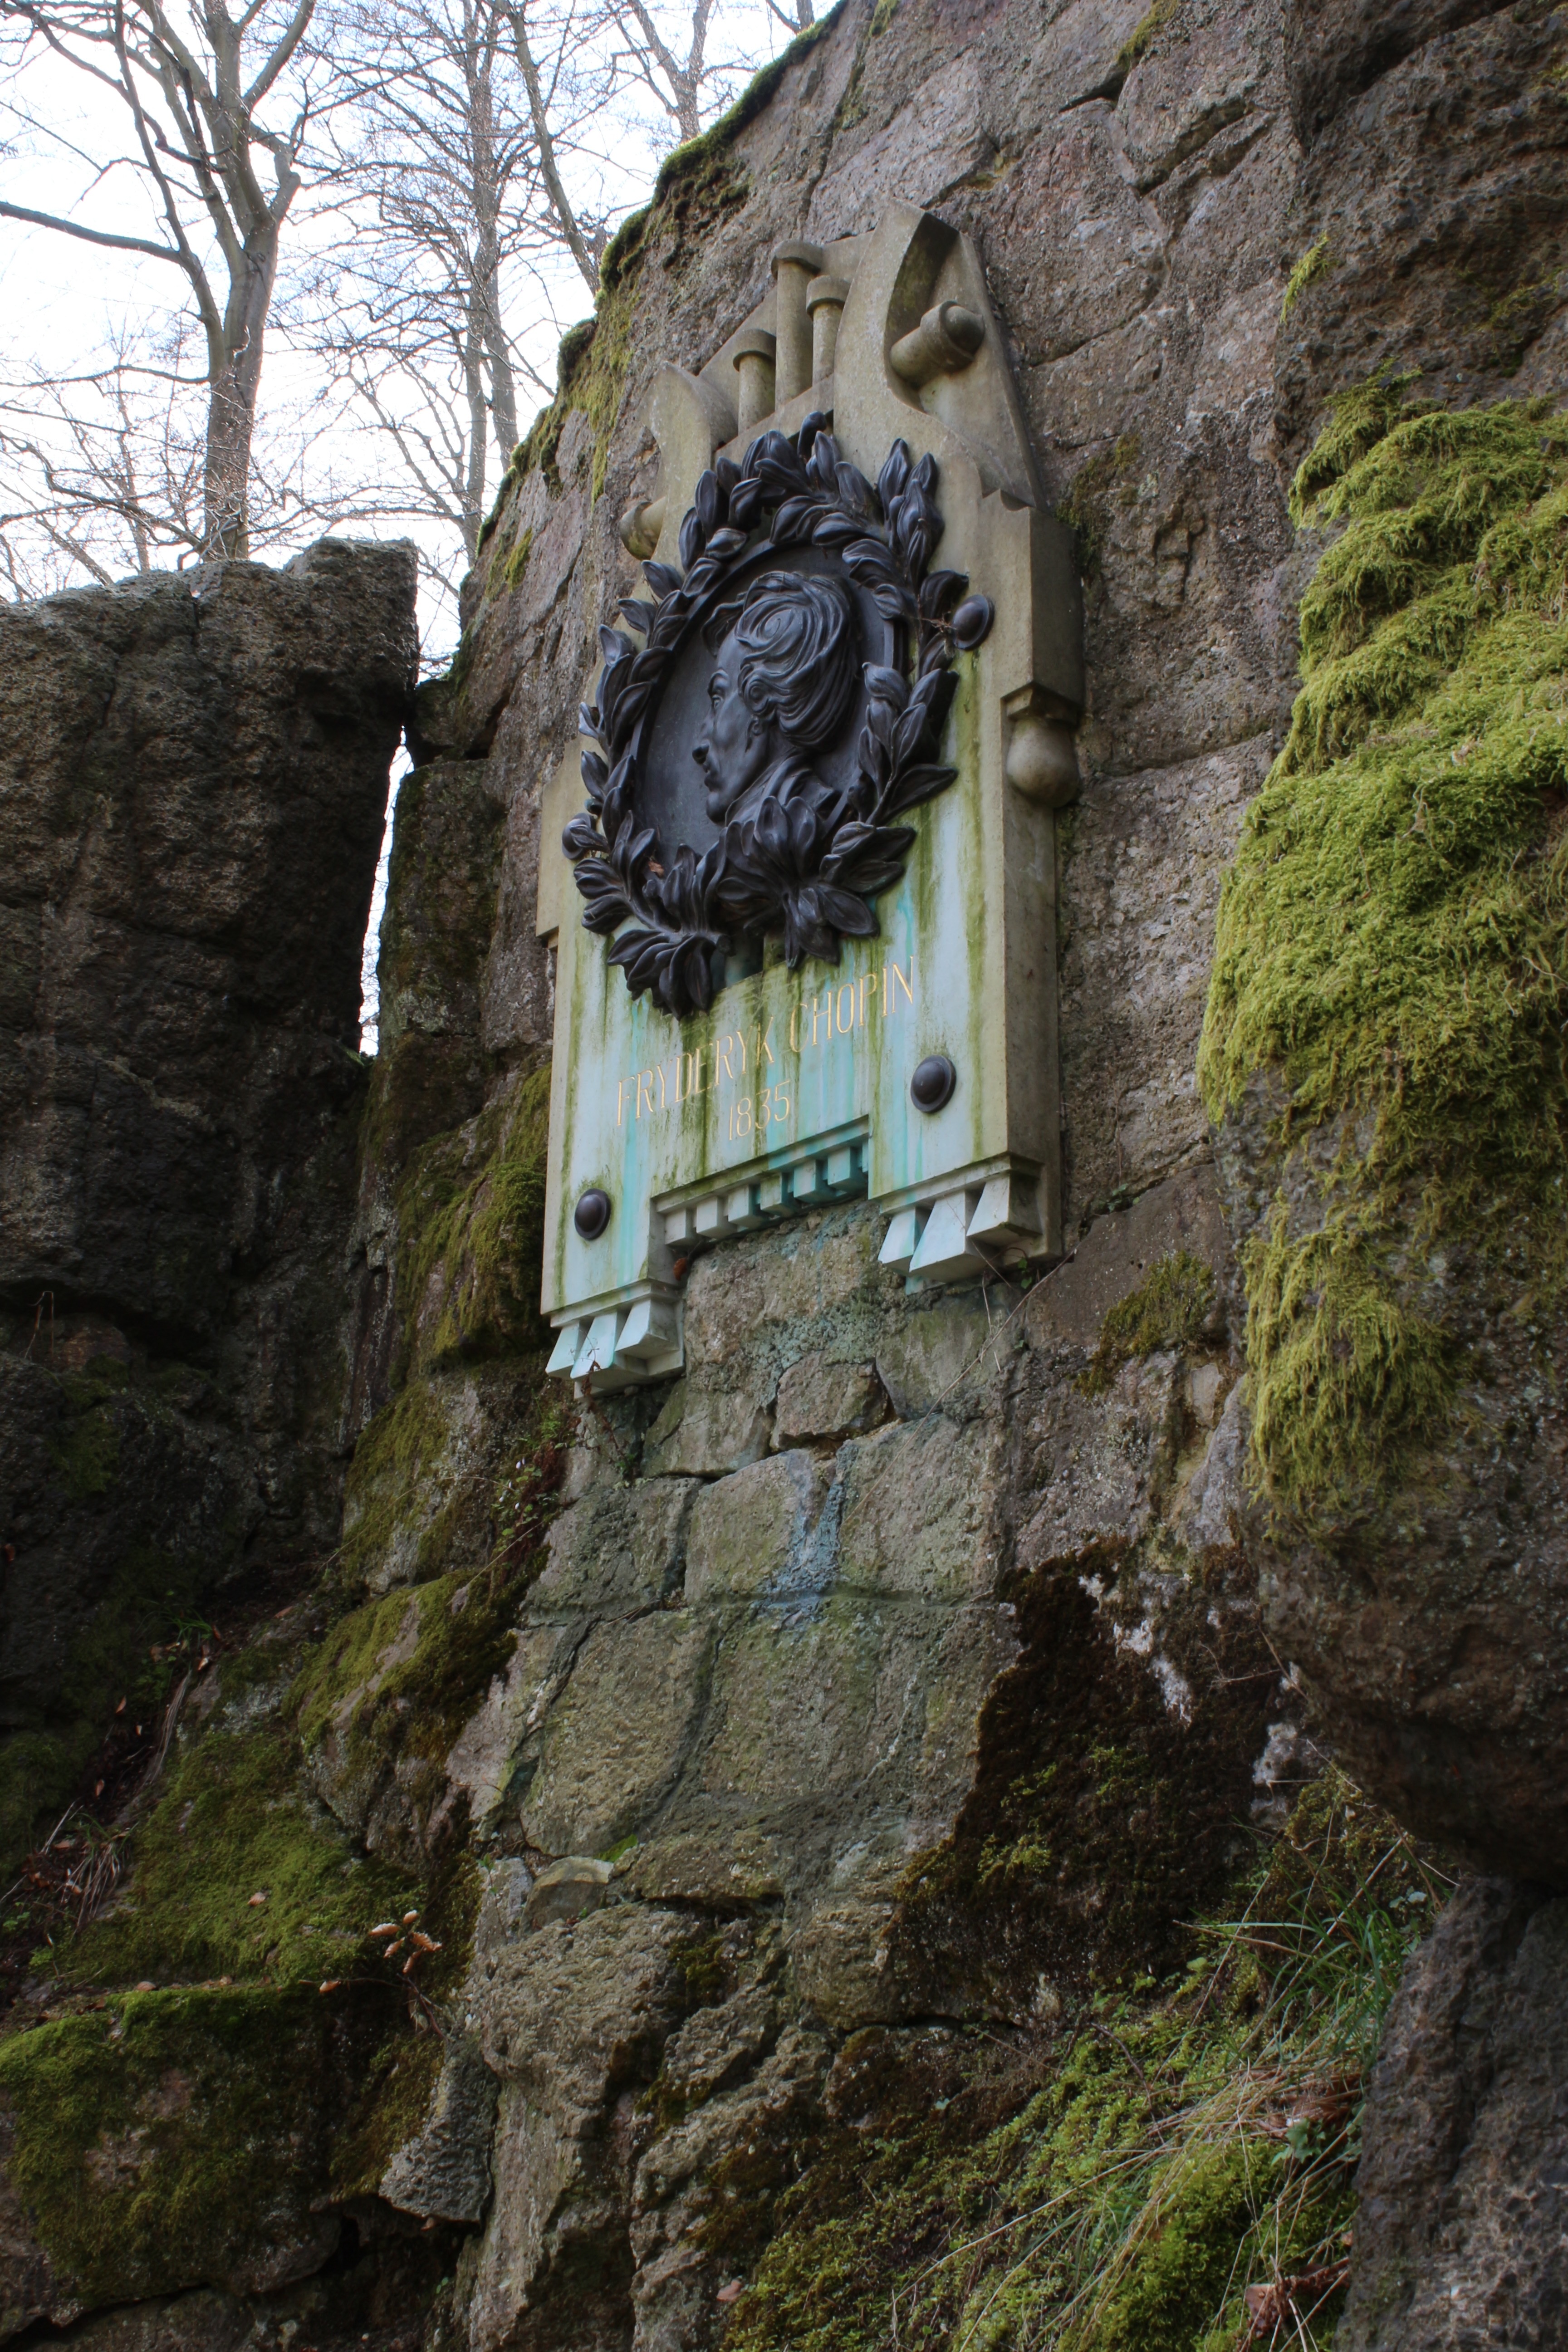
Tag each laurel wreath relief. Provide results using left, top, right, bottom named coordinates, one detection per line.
left=562, top=412, right=993, bottom=1019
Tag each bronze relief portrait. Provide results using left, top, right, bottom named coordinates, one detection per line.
left=563, top=414, right=992, bottom=1018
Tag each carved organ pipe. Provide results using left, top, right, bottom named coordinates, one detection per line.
left=769, top=240, right=825, bottom=403
left=731, top=328, right=778, bottom=435
left=889, top=299, right=985, bottom=388
left=806, top=274, right=850, bottom=383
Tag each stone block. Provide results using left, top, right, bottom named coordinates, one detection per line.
left=379, top=2032, right=497, bottom=2223
left=791, top=1894, right=904, bottom=2029
left=524, top=1855, right=614, bottom=1930
left=874, top=1291, right=1019, bottom=1417
left=775, top=1352, right=887, bottom=1442
left=641, top=1382, right=770, bottom=1477
left=521, top=1612, right=711, bottom=1856
left=684, top=1451, right=833, bottom=1600
left=660, top=1983, right=778, bottom=2102
left=1026, top=1165, right=1231, bottom=1359
left=837, top=1417, right=1004, bottom=1601
left=477, top=1904, right=691, bottom=2116
left=534, top=1476, right=701, bottom=1613
left=691, top=1592, right=998, bottom=1838
left=622, top=1826, right=789, bottom=1904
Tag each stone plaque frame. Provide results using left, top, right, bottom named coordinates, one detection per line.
left=538, top=202, right=1083, bottom=1388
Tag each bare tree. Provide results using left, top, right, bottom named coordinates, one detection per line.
left=0, top=0, right=332, bottom=554
left=0, top=318, right=349, bottom=598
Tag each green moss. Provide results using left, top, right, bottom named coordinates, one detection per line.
left=1060, top=434, right=1143, bottom=576
left=0, top=1539, right=212, bottom=1877
left=64, top=1714, right=409, bottom=1993
left=48, top=1402, right=121, bottom=1500
left=1115, top=0, right=1180, bottom=77
left=651, top=4, right=846, bottom=209
left=1282, top=235, right=1332, bottom=321
left=339, top=1379, right=459, bottom=1588
left=299, top=1419, right=563, bottom=1799
left=721, top=1776, right=1441, bottom=2352
left=1198, top=385, right=1568, bottom=1523
left=1079, top=1250, right=1216, bottom=1396
left=0, top=1984, right=349, bottom=2308
left=869, top=0, right=900, bottom=33
left=500, top=524, right=535, bottom=591
left=397, top=1064, right=554, bottom=1371
left=329, top=2028, right=446, bottom=2200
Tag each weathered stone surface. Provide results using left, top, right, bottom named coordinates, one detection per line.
left=380, top=2032, right=498, bottom=2225
left=836, top=1416, right=1004, bottom=1600
left=772, top=1352, right=887, bottom=1443
left=683, top=1452, right=832, bottom=1600
left=641, top=1384, right=769, bottom=1478
left=535, top=1477, right=701, bottom=1613
left=0, top=538, right=415, bottom=1866
left=46, top=2291, right=253, bottom=2350
left=1026, top=1166, right=1230, bottom=1360
left=1212, top=1096, right=1568, bottom=1882
left=520, top=1614, right=712, bottom=1856
left=1341, top=1878, right=1568, bottom=2351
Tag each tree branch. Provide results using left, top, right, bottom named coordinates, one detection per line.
left=0, top=197, right=181, bottom=262
left=506, top=0, right=598, bottom=291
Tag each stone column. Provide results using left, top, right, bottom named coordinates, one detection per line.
left=807, top=275, right=850, bottom=384
left=769, top=240, right=825, bottom=404
left=731, top=328, right=778, bottom=435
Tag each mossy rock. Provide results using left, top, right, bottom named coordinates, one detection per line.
left=0, top=1985, right=364, bottom=2316
left=1200, top=382, right=1568, bottom=1525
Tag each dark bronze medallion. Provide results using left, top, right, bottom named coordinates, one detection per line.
left=563, top=414, right=992, bottom=1019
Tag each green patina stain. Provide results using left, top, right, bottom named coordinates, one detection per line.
left=1198, top=380, right=1568, bottom=1524
left=1079, top=1250, right=1217, bottom=1396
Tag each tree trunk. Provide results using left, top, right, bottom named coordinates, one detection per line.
left=202, top=239, right=276, bottom=558
left=462, top=313, right=488, bottom=563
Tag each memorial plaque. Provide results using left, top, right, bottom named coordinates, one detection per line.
left=539, top=202, right=1084, bottom=1388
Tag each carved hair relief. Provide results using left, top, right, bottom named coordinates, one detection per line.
left=563, top=414, right=993, bottom=1019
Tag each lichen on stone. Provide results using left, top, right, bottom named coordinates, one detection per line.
left=1199, top=382, right=1568, bottom=1522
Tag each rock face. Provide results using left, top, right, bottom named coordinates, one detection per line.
left=0, top=0, right=1562, bottom=2348
left=0, top=540, right=416, bottom=1856
left=1342, top=1878, right=1568, bottom=2351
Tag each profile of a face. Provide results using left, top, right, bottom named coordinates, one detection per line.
left=694, top=656, right=770, bottom=824
left=691, top=570, right=859, bottom=827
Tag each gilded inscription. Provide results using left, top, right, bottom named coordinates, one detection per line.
left=615, top=957, right=915, bottom=1130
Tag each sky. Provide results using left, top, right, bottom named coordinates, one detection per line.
left=0, top=0, right=800, bottom=1046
